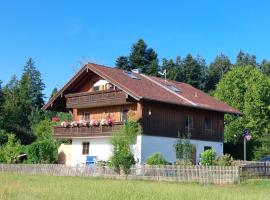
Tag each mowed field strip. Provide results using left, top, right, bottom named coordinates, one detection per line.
left=0, top=173, right=270, bottom=200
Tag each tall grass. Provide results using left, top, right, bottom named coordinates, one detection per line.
left=0, top=173, right=269, bottom=200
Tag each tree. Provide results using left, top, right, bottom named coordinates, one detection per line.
left=33, top=119, right=53, bottom=141
left=177, top=54, right=207, bottom=90
left=110, top=119, right=139, bottom=174
left=206, top=54, right=232, bottom=92
left=1, top=75, right=33, bottom=144
left=260, top=59, right=270, bottom=76
left=21, top=58, right=45, bottom=107
left=215, top=66, right=270, bottom=159
left=0, top=130, right=8, bottom=146
left=117, top=39, right=158, bottom=74
left=147, top=58, right=159, bottom=76
left=236, top=51, right=257, bottom=67
left=50, top=87, right=58, bottom=99
left=129, top=39, right=148, bottom=72
left=115, top=56, right=131, bottom=71
left=161, top=57, right=180, bottom=81
left=254, top=131, right=270, bottom=160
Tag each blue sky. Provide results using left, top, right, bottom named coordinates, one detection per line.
left=1, top=0, right=270, bottom=100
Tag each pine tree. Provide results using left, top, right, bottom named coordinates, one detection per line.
left=147, top=58, right=159, bottom=76
left=129, top=39, right=148, bottom=72
left=21, top=58, right=45, bottom=107
left=129, top=39, right=158, bottom=74
left=2, top=75, right=20, bottom=126
left=236, top=51, right=257, bottom=67
left=260, top=59, right=270, bottom=76
left=161, top=58, right=179, bottom=81
left=206, top=54, right=232, bottom=92
left=1, top=75, right=34, bottom=144
left=179, top=54, right=207, bottom=90
left=115, top=56, right=131, bottom=70
left=50, top=87, right=58, bottom=99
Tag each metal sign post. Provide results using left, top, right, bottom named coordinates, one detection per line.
left=243, top=128, right=251, bottom=161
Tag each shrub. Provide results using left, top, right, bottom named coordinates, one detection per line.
left=109, top=119, right=139, bottom=174
left=146, top=153, right=168, bottom=165
left=174, top=133, right=196, bottom=164
left=214, top=154, right=234, bottom=166
left=33, top=119, right=53, bottom=141
left=0, top=130, right=8, bottom=146
left=200, top=149, right=216, bottom=166
left=0, top=134, right=21, bottom=163
left=26, top=139, right=58, bottom=164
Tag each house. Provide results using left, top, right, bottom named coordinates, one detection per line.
left=43, top=63, right=242, bottom=166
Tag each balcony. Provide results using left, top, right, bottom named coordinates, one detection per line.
left=142, top=118, right=223, bottom=142
left=65, top=89, right=132, bottom=109
left=53, top=122, right=124, bottom=138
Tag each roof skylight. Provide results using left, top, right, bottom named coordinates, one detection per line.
left=167, top=85, right=181, bottom=93
left=124, top=71, right=140, bottom=80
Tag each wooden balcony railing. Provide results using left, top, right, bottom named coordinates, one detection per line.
left=53, top=122, right=124, bottom=138
left=142, top=118, right=223, bottom=142
left=65, top=89, right=130, bottom=108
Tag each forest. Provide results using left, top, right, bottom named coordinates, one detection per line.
left=0, top=39, right=270, bottom=163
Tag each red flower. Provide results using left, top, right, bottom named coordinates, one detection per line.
left=52, top=117, right=60, bottom=122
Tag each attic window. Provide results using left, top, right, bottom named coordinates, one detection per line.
left=93, top=79, right=110, bottom=91
left=124, top=71, right=140, bottom=80
left=167, top=85, right=181, bottom=93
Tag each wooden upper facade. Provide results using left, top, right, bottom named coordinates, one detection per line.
left=44, top=63, right=242, bottom=142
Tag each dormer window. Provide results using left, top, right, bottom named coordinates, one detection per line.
left=93, top=79, right=110, bottom=91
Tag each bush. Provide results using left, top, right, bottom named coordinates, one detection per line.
left=200, top=149, right=216, bottom=166
left=110, top=151, right=135, bottom=174
left=146, top=153, right=168, bottom=165
left=26, top=139, right=58, bottom=163
left=0, top=130, right=8, bottom=146
left=109, top=119, right=139, bottom=174
left=174, top=133, right=196, bottom=164
left=0, top=134, right=21, bottom=163
left=33, top=119, right=53, bottom=140
left=214, top=154, right=234, bottom=166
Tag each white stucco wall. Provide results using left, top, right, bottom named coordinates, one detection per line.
left=69, top=136, right=142, bottom=166
left=140, top=135, right=223, bottom=164
left=68, top=135, right=222, bottom=166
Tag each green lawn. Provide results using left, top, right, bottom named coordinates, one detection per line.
left=0, top=173, right=269, bottom=200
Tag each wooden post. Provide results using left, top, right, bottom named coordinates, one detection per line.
left=244, top=137, right=246, bottom=161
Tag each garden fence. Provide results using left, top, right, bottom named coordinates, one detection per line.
left=0, top=164, right=240, bottom=184
left=239, top=161, right=270, bottom=179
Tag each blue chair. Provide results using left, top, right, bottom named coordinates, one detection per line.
left=86, top=156, right=97, bottom=165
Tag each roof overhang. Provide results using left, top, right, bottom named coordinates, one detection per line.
left=42, top=64, right=140, bottom=111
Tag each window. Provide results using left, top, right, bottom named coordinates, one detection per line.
left=185, top=115, right=194, bottom=129
left=121, top=109, right=129, bottom=122
left=83, top=112, right=90, bottom=121
left=93, top=79, right=109, bottom=91
left=166, top=84, right=181, bottom=93
left=124, top=71, right=140, bottom=80
left=93, top=85, right=99, bottom=91
left=204, top=146, right=212, bottom=151
left=204, top=117, right=212, bottom=130
left=82, top=142, right=89, bottom=155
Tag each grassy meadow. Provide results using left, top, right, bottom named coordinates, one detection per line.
left=0, top=173, right=269, bottom=200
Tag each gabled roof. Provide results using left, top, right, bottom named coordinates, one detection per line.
left=43, top=63, right=242, bottom=115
